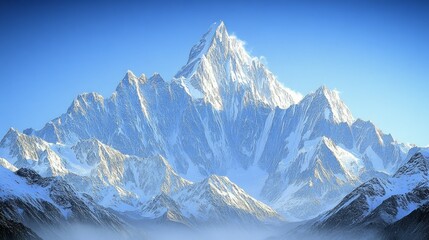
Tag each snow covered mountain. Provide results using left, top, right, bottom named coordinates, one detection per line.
left=314, top=149, right=429, bottom=232
left=0, top=128, right=279, bottom=225
left=0, top=130, right=191, bottom=213
left=0, top=128, right=68, bottom=176
left=69, top=138, right=191, bottom=211
left=0, top=166, right=125, bottom=239
left=141, top=175, right=281, bottom=225
left=255, top=85, right=410, bottom=219
left=174, top=22, right=301, bottom=111
left=1, top=22, right=411, bottom=221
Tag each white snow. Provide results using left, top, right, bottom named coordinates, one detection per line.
left=364, top=146, right=385, bottom=172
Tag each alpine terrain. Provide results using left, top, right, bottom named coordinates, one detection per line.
left=0, top=22, right=423, bottom=239
left=310, top=148, right=429, bottom=239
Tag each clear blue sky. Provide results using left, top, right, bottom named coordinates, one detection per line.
left=0, top=0, right=428, bottom=146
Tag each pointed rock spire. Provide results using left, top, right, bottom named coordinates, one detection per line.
left=306, top=86, right=354, bottom=124
left=174, top=21, right=301, bottom=111
left=0, top=128, right=20, bottom=146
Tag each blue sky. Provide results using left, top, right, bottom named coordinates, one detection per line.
left=0, top=0, right=428, bottom=146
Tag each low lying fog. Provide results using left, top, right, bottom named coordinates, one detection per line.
left=37, top=223, right=382, bottom=240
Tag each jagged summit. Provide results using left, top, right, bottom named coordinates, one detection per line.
left=178, top=21, right=227, bottom=69
left=118, top=70, right=146, bottom=87
left=174, top=21, right=302, bottom=110
left=302, top=85, right=354, bottom=124
left=394, top=151, right=429, bottom=178
left=140, top=172, right=282, bottom=225
left=0, top=127, right=19, bottom=144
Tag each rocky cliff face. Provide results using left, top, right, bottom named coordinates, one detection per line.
left=314, top=149, right=429, bottom=234
left=0, top=166, right=125, bottom=238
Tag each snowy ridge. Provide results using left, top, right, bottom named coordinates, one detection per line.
left=256, top=86, right=407, bottom=219
left=141, top=175, right=282, bottom=225
left=0, top=132, right=191, bottom=214
left=0, top=166, right=124, bottom=237
left=0, top=130, right=281, bottom=224
left=263, top=136, right=363, bottom=219
left=0, top=128, right=67, bottom=176
left=309, top=86, right=354, bottom=124
left=315, top=149, right=429, bottom=229
left=68, top=138, right=192, bottom=211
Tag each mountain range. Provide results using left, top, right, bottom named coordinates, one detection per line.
left=0, top=21, right=423, bottom=239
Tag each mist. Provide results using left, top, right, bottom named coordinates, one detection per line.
left=32, top=222, right=383, bottom=240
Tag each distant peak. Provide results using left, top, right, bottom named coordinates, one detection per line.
left=213, top=21, right=227, bottom=36
left=315, top=85, right=327, bottom=92
left=309, top=86, right=354, bottom=124
left=314, top=85, right=336, bottom=97
left=116, top=70, right=147, bottom=91
left=124, top=70, right=138, bottom=81
left=216, top=20, right=225, bottom=28
left=148, top=73, right=165, bottom=83
left=208, top=21, right=227, bottom=38
left=138, top=73, right=146, bottom=79
left=1, top=128, right=20, bottom=141
left=6, top=127, right=19, bottom=135
left=179, top=21, right=230, bottom=69
left=76, top=92, right=104, bottom=101
left=313, top=86, right=341, bottom=103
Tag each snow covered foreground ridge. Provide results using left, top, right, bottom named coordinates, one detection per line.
left=312, top=149, right=429, bottom=235
left=0, top=166, right=124, bottom=239
left=0, top=21, right=413, bottom=224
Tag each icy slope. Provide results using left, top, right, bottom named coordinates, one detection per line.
left=0, top=131, right=281, bottom=224
left=315, top=149, right=429, bottom=229
left=0, top=167, right=124, bottom=237
left=141, top=175, right=282, bottom=225
left=0, top=128, right=67, bottom=176
left=0, top=131, right=191, bottom=213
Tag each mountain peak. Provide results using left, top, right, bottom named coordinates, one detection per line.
left=118, top=70, right=146, bottom=88
left=394, top=151, right=429, bottom=178
left=175, top=21, right=229, bottom=78
left=314, top=85, right=339, bottom=99
left=68, top=92, right=104, bottom=114
left=125, top=69, right=137, bottom=80
left=315, top=85, right=328, bottom=94
left=148, top=72, right=165, bottom=84
left=5, top=127, right=19, bottom=136
left=212, top=21, right=227, bottom=39
left=0, top=128, right=21, bottom=146
left=306, top=86, right=354, bottom=124
left=174, top=22, right=301, bottom=111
